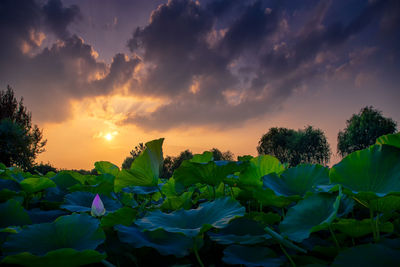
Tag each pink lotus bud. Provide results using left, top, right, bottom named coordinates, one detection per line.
left=91, top=194, right=106, bottom=217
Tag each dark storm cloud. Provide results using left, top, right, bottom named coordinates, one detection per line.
left=121, top=0, right=400, bottom=130
left=43, top=0, right=80, bottom=39
left=0, top=0, right=139, bottom=122
left=1, top=0, right=399, bottom=128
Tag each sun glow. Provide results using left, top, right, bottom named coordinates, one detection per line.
left=104, top=133, right=113, bottom=141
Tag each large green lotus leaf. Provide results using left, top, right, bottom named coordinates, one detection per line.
left=114, top=138, right=164, bottom=191
left=376, top=132, right=400, bottom=149
left=208, top=218, right=271, bottom=245
left=100, top=207, right=137, bottom=228
left=27, top=209, right=68, bottom=224
left=20, top=177, right=56, bottom=193
left=280, top=193, right=340, bottom=243
left=95, top=161, right=120, bottom=177
left=333, top=218, right=394, bottom=238
left=263, top=164, right=329, bottom=197
left=68, top=174, right=115, bottom=196
left=115, top=225, right=193, bottom=257
left=332, top=244, right=400, bottom=266
left=252, top=187, right=293, bottom=208
left=174, top=160, right=248, bottom=188
left=160, top=192, right=193, bottom=211
left=2, top=213, right=105, bottom=255
left=2, top=248, right=106, bottom=267
left=0, top=199, right=31, bottom=228
left=238, top=155, right=284, bottom=189
left=136, top=197, right=245, bottom=237
left=330, top=145, right=400, bottom=199
left=51, top=171, right=82, bottom=189
left=369, top=195, right=400, bottom=214
left=222, top=245, right=284, bottom=267
left=190, top=151, right=213, bottom=163
left=0, top=179, right=22, bottom=202
left=61, top=191, right=122, bottom=213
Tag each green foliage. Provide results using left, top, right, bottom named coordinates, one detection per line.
left=0, top=86, right=46, bottom=170
left=337, top=106, right=397, bottom=157
left=330, top=144, right=400, bottom=199
left=1, top=136, right=400, bottom=266
left=279, top=193, right=341, bottom=242
left=222, top=245, right=283, bottom=266
left=135, top=197, right=245, bottom=237
left=121, top=142, right=145, bottom=169
left=376, top=132, right=400, bottom=149
left=257, top=126, right=331, bottom=167
left=2, top=213, right=105, bottom=255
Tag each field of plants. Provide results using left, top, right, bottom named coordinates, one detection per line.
left=0, top=132, right=400, bottom=266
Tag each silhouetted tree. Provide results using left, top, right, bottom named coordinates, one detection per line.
left=27, top=162, right=57, bottom=175
left=161, top=150, right=193, bottom=179
left=337, top=106, right=397, bottom=157
left=121, top=143, right=145, bottom=169
left=257, top=126, right=331, bottom=167
left=0, top=85, right=46, bottom=170
left=210, top=148, right=234, bottom=161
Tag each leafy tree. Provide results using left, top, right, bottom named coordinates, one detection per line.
left=121, top=143, right=145, bottom=169
left=161, top=148, right=234, bottom=179
left=27, top=162, right=57, bottom=175
left=257, top=126, right=331, bottom=167
left=161, top=150, right=193, bottom=179
left=0, top=85, right=46, bottom=170
left=210, top=148, right=234, bottom=161
left=337, top=106, right=397, bottom=157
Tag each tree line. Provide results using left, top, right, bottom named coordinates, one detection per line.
left=0, top=86, right=397, bottom=175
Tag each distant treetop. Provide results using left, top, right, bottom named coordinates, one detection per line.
left=337, top=106, right=397, bottom=157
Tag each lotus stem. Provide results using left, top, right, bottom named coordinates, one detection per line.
left=375, top=212, right=380, bottom=241
left=229, top=185, right=234, bottom=198
left=157, top=184, right=165, bottom=199
left=212, top=186, right=216, bottom=200
left=280, top=244, right=296, bottom=267
left=369, top=208, right=378, bottom=242
left=329, top=224, right=340, bottom=251
left=193, top=238, right=204, bottom=267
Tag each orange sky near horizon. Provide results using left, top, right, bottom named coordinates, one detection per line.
left=35, top=87, right=357, bottom=170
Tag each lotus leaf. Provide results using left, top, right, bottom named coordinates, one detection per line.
left=174, top=160, right=248, bottom=188
left=280, top=193, right=340, bottom=242
left=222, top=245, right=284, bottom=267
left=114, top=138, right=164, bottom=191
left=330, top=145, right=400, bottom=199
left=115, top=225, right=193, bottom=257
left=2, top=213, right=105, bottom=255
left=136, top=197, right=245, bottom=237
left=208, top=218, right=271, bottom=245
left=376, top=132, right=400, bottom=149
left=333, top=218, right=393, bottom=237
left=262, top=164, right=329, bottom=197
left=95, top=161, right=120, bottom=177
left=332, top=244, right=400, bottom=266
left=0, top=199, right=31, bottom=227
left=20, top=177, right=56, bottom=193
left=239, top=155, right=284, bottom=188
left=2, top=248, right=106, bottom=267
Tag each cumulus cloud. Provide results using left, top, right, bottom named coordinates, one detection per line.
left=0, top=0, right=139, bottom=122
left=120, top=0, right=399, bottom=130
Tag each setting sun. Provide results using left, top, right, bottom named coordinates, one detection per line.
left=104, top=133, right=113, bottom=141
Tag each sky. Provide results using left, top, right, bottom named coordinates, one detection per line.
left=0, top=0, right=399, bottom=170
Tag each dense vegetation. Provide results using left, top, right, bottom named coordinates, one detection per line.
left=1, top=132, right=399, bottom=266
left=0, top=86, right=46, bottom=170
